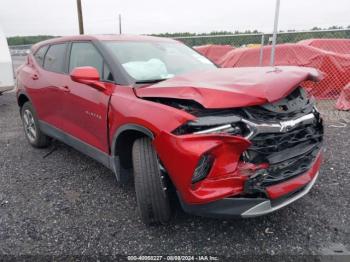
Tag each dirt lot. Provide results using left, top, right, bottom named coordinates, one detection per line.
left=0, top=56, right=349, bottom=260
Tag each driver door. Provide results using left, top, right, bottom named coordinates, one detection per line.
left=60, top=41, right=114, bottom=154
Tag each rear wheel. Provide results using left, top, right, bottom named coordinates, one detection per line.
left=132, top=137, right=171, bottom=225
left=21, top=102, right=51, bottom=148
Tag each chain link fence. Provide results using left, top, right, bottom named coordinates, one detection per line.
left=8, top=30, right=350, bottom=122
left=174, top=29, right=350, bottom=123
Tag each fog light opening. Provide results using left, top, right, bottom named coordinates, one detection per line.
left=192, top=154, right=214, bottom=184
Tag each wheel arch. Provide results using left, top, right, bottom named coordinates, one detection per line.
left=111, top=124, right=154, bottom=183
left=17, top=91, right=31, bottom=109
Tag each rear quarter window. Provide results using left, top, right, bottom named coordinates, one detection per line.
left=43, top=43, right=68, bottom=73
left=33, top=45, right=48, bottom=66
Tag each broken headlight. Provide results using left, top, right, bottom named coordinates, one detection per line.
left=173, top=114, right=249, bottom=136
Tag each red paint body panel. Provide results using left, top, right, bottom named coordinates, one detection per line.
left=154, top=132, right=251, bottom=204
left=108, top=87, right=195, bottom=143
left=18, top=56, right=113, bottom=153
left=19, top=56, right=66, bottom=128
left=58, top=78, right=113, bottom=153
left=136, top=66, right=322, bottom=109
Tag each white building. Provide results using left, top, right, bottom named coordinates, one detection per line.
left=0, top=27, right=14, bottom=94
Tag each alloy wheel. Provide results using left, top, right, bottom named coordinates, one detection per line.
left=23, top=109, right=37, bottom=143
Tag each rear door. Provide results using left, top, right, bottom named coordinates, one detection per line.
left=26, top=43, right=70, bottom=128
left=60, top=41, right=114, bottom=153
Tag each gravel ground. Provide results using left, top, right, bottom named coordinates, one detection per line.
left=0, top=91, right=349, bottom=260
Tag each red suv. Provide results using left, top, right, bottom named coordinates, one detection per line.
left=16, top=35, right=323, bottom=224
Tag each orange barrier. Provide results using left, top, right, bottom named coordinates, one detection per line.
left=299, top=39, right=350, bottom=55
left=194, top=44, right=234, bottom=64
left=219, top=43, right=350, bottom=100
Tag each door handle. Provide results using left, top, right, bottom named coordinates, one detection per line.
left=32, top=74, right=39, bottom=80
left=58, top=85, right=70, bottom=92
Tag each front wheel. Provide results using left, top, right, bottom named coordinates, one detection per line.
left=21, top=102, right=51, bottom=148
left=132, top=137, right=171, bottom=225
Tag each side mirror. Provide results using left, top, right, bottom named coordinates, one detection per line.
left=70, top=66, right=106, bottom=91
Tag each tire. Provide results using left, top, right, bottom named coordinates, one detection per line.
left=21, top=102, right=51, bottom=148
left=132, top=137, right=171, bottom=225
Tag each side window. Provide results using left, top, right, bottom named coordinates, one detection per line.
left=69, top=42, right=114, bottom=82
left=43, top=44, right=67, bottom=73
left=69, top=42, right=103, bottom=76
left=34, top=45, right=48, bottom=66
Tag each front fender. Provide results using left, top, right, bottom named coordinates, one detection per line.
left=154, top=132, right=252, bottom=204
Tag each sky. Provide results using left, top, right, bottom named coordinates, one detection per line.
left=0, top=0, right=349, bottom=37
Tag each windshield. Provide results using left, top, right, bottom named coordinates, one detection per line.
left=102, top=41, right=216, bottom=82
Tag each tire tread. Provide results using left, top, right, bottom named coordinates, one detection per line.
left=132, top=137, right=171, bottom=225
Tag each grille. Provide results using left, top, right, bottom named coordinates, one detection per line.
left=247, top=123, right=323, bottom=164
left=263, top=144, right=321, bottom=186
left=243, top=88, right=323, bottom=188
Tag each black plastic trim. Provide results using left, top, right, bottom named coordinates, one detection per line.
left=110, top=124, right=154, bottom=181
left=178, top=193, right=267, bottom=219
left=17, top=91, right=33, bottom=112
left=39, top=121, right=111, bottom=168
left=113, top=124, right=154, bottom=142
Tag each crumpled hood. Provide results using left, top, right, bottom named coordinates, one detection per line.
left=135, top=66, right=322, bottom=108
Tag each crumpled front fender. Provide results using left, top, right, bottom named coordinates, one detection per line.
left=154, top=132, right=251, bottom=204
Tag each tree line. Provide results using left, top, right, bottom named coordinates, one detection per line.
left=7, top=25, right=350, bottom=46
left=7, top=35, right=57, bottom=46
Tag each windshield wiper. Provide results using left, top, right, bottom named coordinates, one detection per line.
left=135, top=79, right=168, bottom=84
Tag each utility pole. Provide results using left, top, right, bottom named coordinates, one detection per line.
left=76, top=0, right=84, bottom=35
left=270, top=0, right=280, bottom=66
left=118, top=14, right=122, bottom=34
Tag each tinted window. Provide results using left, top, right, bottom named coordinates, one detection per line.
left=44, top=44, right=67, bottom=73
left=34, top=45, right=48, bottom=66
left=69, top=42, right=104, bottom=77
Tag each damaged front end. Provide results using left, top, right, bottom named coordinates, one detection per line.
left=153, top=87, right=323, bottom=211
left=240, top=87, right=323, bottom=199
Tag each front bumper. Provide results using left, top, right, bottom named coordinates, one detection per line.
left=179, top=171, right=319, bottom=218
left=154, top=128, right=322, bottom=205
